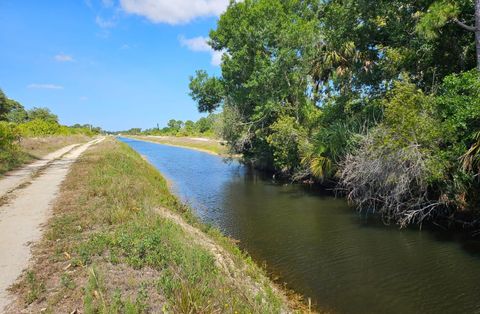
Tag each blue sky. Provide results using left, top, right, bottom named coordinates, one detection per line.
left=0, top=0, right=226, bottom=131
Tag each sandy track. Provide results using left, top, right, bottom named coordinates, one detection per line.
left=0, top=137, right=104, bottom=312
left=0, top=144, right=79, bottom=199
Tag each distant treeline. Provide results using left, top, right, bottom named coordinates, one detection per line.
left=188, top=0, right=480, bottom=229
left=115, top=113, right=220, bottom=137
left=0, top=88, right=102, bottom=173
left=0, top=89, right=102, bottom=137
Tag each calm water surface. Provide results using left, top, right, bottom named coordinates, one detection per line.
left=119, top=137, right=480, bottom=314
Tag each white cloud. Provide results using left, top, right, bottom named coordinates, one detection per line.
left=102, top=0, right=114, bottom=7
left=180, top=36, right=211, bottom=52
left=80, top=96, right=88, bottom=101
left=211, top=50, right=224, bottom=66
left=96, top=16, right=116, bottom=28
left=54, top=54, right=74, bottom=62
left=180, top=36, right=224, bottom=66
left=120, top=0, right=229, bottom=25
left=28, top=84, right=64, bottom=90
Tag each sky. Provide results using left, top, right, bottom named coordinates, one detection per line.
left=0, top=0, right=227, bottom=131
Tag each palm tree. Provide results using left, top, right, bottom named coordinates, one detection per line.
left=462, top=131, right=480, bottom=175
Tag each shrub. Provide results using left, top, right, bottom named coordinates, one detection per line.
left=16, top=119, right=95, bottom=137
left=0, top=121, right=21, bottom=149
left=0, top=122, right=25, bottom=174
left=339, top=81, right=448, bottom=227
left=266, top=115, right=307, bottom=175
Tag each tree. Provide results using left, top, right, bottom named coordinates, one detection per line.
left=27, top=107, right=58, bottom=123
left=417, top=0, right=480, bottom=70
left=5, top=99, right=28, bottom=123
left=166, top=119, right=183, bottom=133
left=184, top=120, right=195, bottom=133
left=186, top=0, right=480, bottom=226
left=0, top=89, right=8, bottom=120
left=127, top=128, right=142, bottom=135
left=195, top=117, right=211, bottom=133
left=266, top=115, right=307, bottom=175
left=189, top=70, right=224, bottom=113
left=190, top=0, right=319, bottom=167
left=0, top=89, right=28, bottom=123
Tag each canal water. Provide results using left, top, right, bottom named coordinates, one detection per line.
left=119, top=137, right=480, bottom=314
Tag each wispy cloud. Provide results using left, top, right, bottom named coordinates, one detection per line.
left=120, top=0, right=229, bottom=25
left=180, top=36, right=224, bottom=66
left=96, top=15, right=116, bottom=28
left=27, top=84, right=64, bottom=90
left=80, top=96, right=88, bottom=101
left=54, top=53, right=75, bottom=62
left=102, top=0, right=114, bottom=8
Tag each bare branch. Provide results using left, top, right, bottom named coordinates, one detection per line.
left=338, top=130, right=448, bottom=228
left=453, top=18, right=476, bottom=32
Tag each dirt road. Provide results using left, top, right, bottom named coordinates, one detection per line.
left=0, top=137, right=104, bottom=312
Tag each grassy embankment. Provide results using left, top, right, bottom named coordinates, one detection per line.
left=128, top=135, right=228, bottom=156
left=9, top=138, right=304, bottom=313
left=0, top=135, right=91, bottom=175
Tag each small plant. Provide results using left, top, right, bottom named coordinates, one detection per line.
left=25, top=271, right=45, bottom=304
left=60, top=272, right=75, bottom=290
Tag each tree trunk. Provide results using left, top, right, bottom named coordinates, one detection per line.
left=476, top=0, right=480, bottom=71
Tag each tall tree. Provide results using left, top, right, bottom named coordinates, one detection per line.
left=417, top=0, right=480, bottom=70
left=0, top=89, right=8, bottom=120
left=27, top=107, right=59, bottom=123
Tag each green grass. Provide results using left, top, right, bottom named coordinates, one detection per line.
left=25, top=271, right=45, bottom=305
left=11, top=138, right=294, bottom=313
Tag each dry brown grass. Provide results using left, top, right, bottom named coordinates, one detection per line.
left=19, top=135, right=91, bottom=159
left=129, top=135, right=228, bottom=155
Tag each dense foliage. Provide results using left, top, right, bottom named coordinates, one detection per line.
left=189, top=0, right=480, bottom=228
left=0, top=121, right=25, bottom=173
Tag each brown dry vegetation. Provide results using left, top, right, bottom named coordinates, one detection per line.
left=19, top=135, right=91, bottom=159
left=0, top=135, right=91, bottom=176
left=128, top=135, right=228, bottom=156
left=6, top=138, right=309, bottom=313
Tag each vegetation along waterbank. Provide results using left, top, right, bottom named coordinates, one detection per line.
left=5, top=138, right=311, bottom=313
left=186, top=0, right=480, bottom=231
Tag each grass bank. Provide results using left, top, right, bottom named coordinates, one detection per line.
left=0, top=135, right=91, bottom=175
left=127, top=135, right=228, bottom=156
left=8, top=138, right=305, bottom=313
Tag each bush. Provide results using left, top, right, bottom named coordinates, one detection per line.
left=339, top=82, right=448, bottom=227
left=266, top=115, right=307, bottom=175
left=17, top=119, right=97, bottom=137
left=0, top=121, right=21, bottom=149
left=0, top=122, right=26, bottom=174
